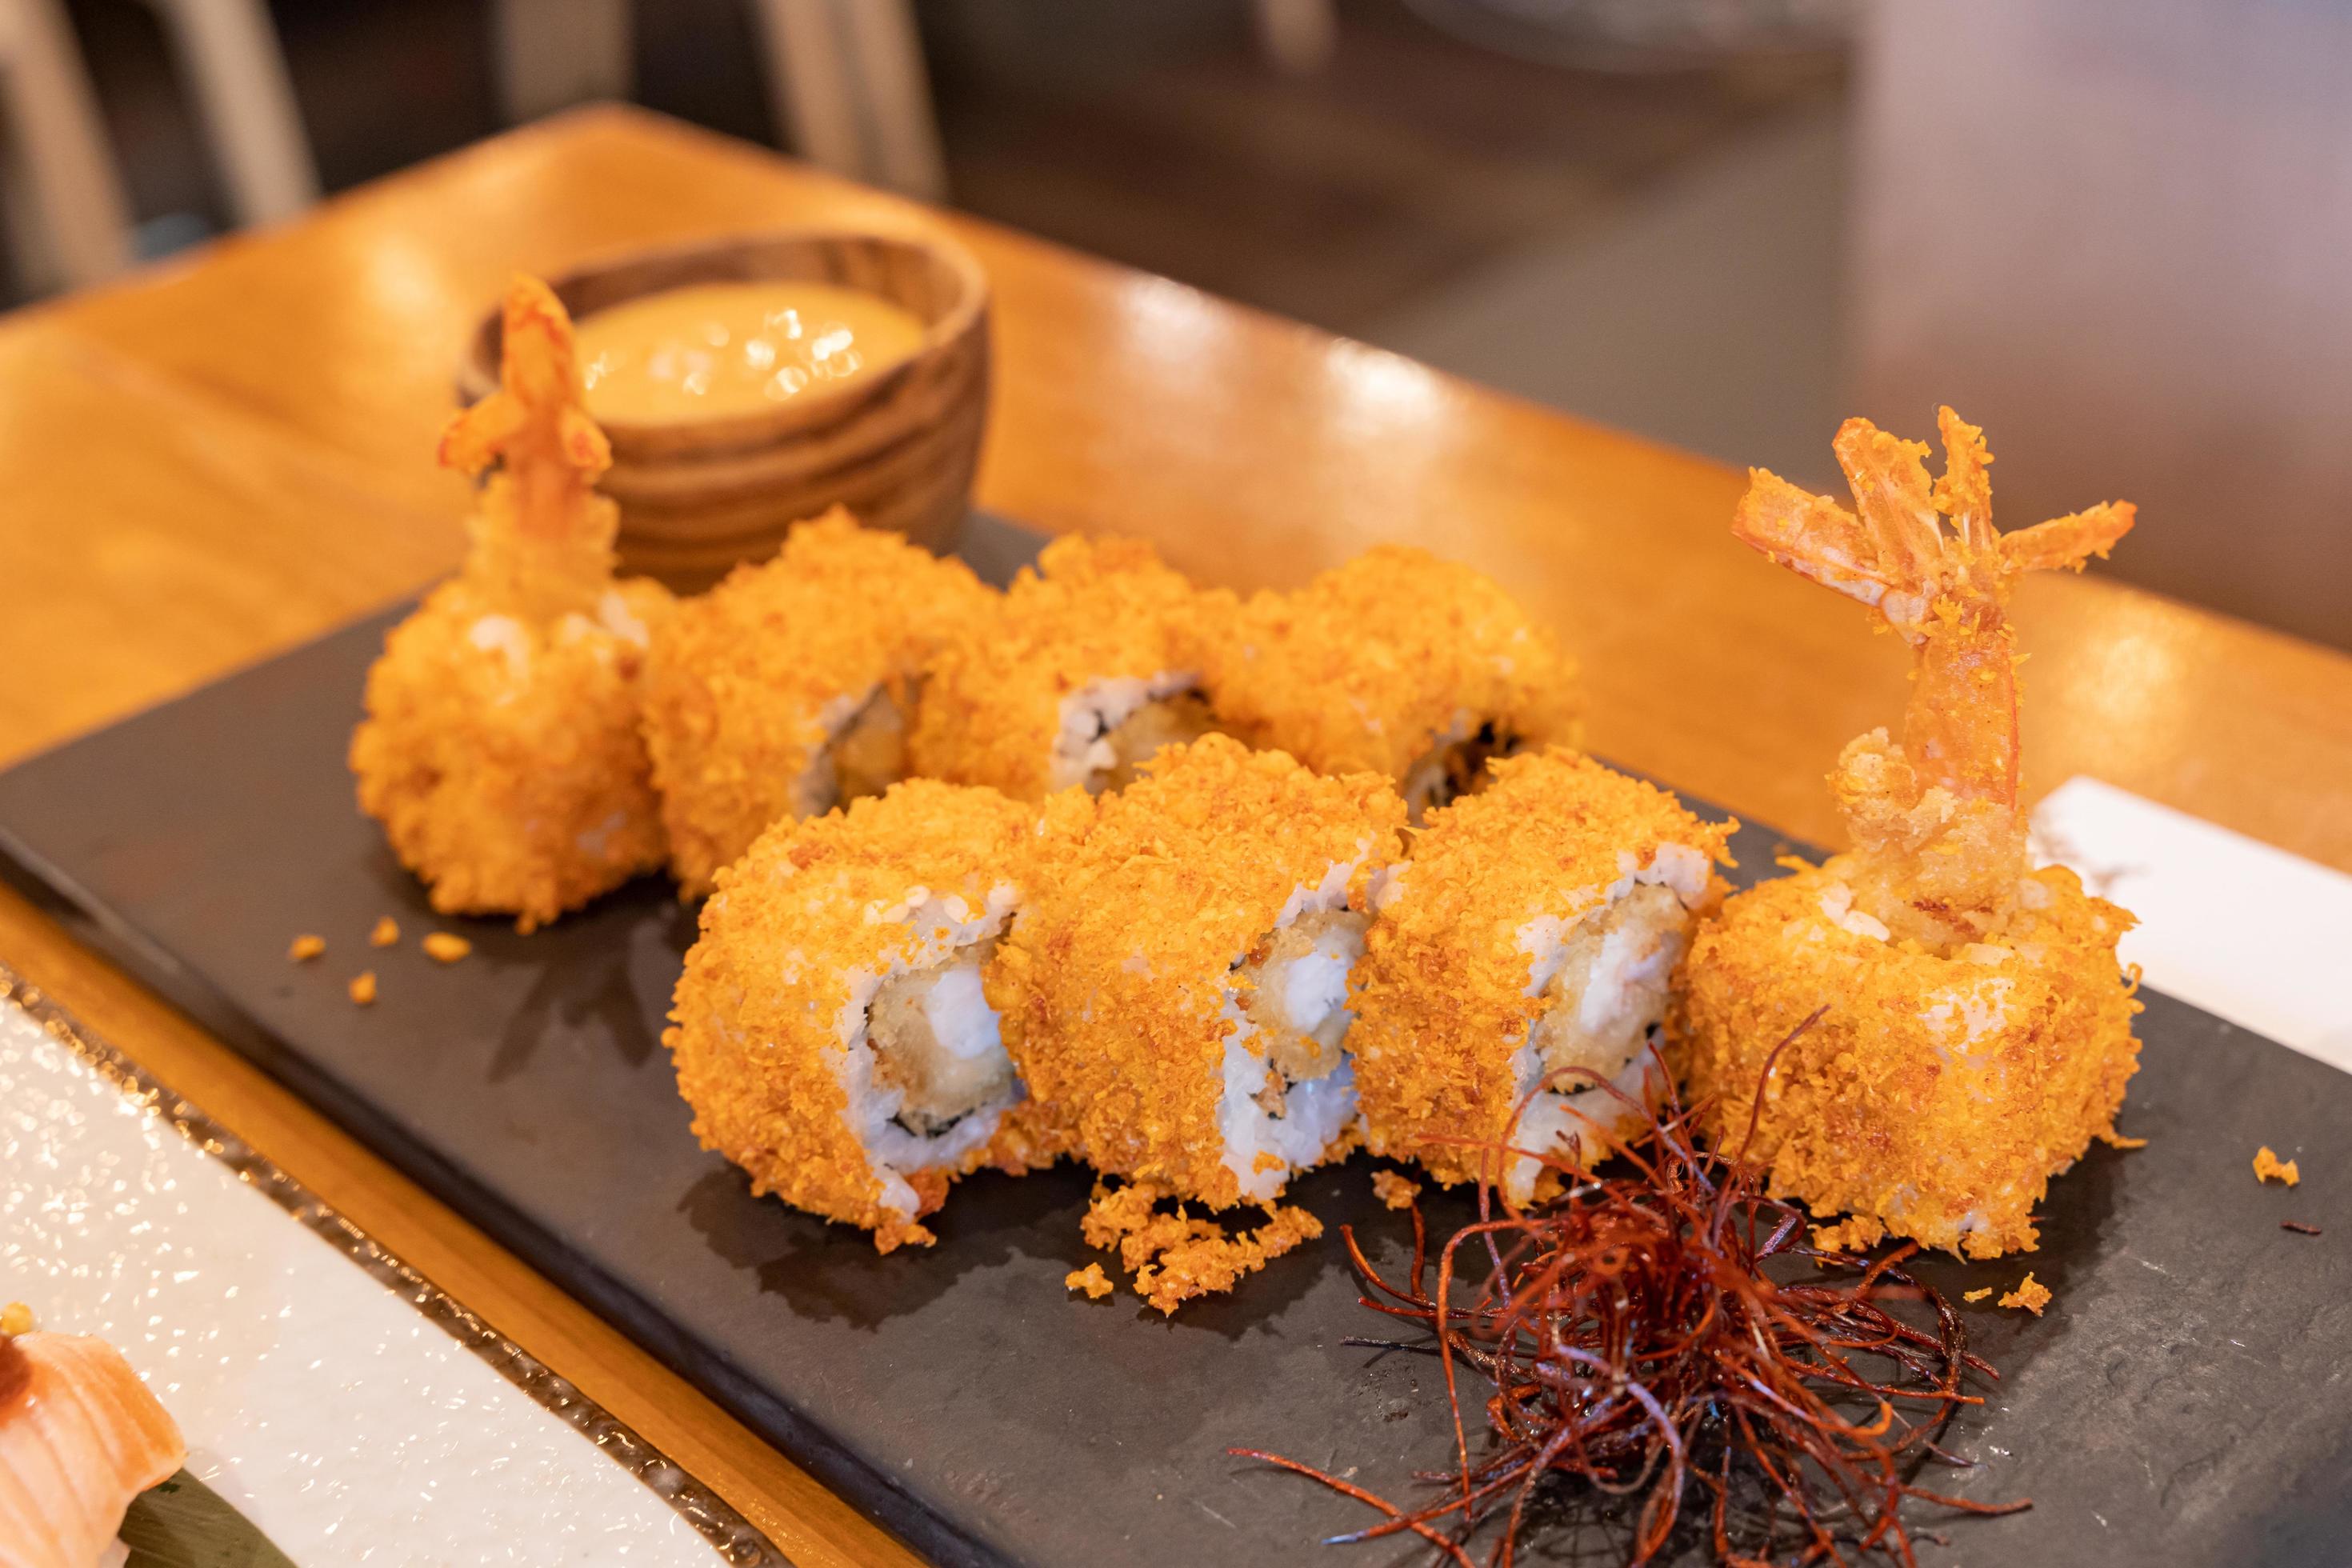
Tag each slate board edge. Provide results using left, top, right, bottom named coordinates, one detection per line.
left=0, top=822, right=1004, bottom=1568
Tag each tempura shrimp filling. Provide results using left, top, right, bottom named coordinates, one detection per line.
left=795, top=682, right=914, bottom=818
left=1503, top=847, right=1710, bottom=1199
left=1401, top=717, right=1523, bottom=823
left=832, top=887, right=1024, bottom=1217
left=1218, top=863, right=1369, bottom=1203
left=1050, top=672, right=1222, bottom=794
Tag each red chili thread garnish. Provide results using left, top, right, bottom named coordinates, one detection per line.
left=1232, top=1014, right=2027, bottom=1565
left=2281, top=1221, right=2322, bottom=1237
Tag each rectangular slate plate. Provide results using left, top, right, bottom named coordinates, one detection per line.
left=2, top=515, right=2344, bottom=1567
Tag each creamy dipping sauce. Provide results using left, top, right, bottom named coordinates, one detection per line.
left=575, top=282, right=926, bottom=424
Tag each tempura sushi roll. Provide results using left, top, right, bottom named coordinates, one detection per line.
left=352, top=276, right=672, bottom=931
left=640, top=509, right=994, bottom=895
left=1352, top=750, right=1733, bottom=1201
left=990, top=734, right=1408, bottom=1208
left=666, top=780, right=1049, bottom=1251
left=1202, top=546, right=1581, bottom=820
left=908, top=534, right=1227, bottom=802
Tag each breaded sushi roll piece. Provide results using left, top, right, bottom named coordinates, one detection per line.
left=1679, top=410, right=2142, bottom=1258
left=641, top=510, right=994, bottom=895
left=1202, top=546, right=1582, bottom=820
left=352, top=276, right=672, bottom=931
left=908, top=534, right=1228, bottom=802
left=666, top=780, right=1049, bottom=1251
left=1353, top=750, right=1734, bottom=1201
left=990, top=734, right=1409, bottom=1209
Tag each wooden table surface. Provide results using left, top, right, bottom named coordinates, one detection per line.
left=3, top=106, right=2348, bottom=1565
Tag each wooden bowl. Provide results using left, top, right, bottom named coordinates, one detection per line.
left=458, top=228, right=990, bottom=592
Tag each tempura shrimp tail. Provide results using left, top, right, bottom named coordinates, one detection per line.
left=1734, top=406, right=2136, bottom=950
left=439, top=274, right=620, bottom=622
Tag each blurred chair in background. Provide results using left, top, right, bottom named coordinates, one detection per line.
left=1850, top=0, right=2352, bottom=650
left=0, top=0, right=312, bottom=290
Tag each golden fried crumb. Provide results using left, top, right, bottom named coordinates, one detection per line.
left=991, top=735, right=1404, bottom=1210
left=910, top=534, right=1224, bottom=803
left=2099, top=1130, right=2150, bottom=1150
left=348, top=971, right=378, bottom=1006
left=0, top=1302, right=33, bottom=1336
left=642, top=510, right=994, bottom=895
left=1202, top=545, right=1582, bottom=787
left=369, top=917, right=401, bottom=948
left=1680, top=860, right=2141, bottom=1260
left=1962, top=1287, right=1993, bottom=1304
left=1370, top=1170, right=1422, bottom=1210
left=666, top=781, right=1054, bottom=1250
left=1065, top=1263, right=1114, bottom=1300
left=2254, top=1146, right=2302, bottom=1186
left=1080, top=1180, right=1322, bottom=1315
left=1998, top=1273, right=2051, bottom=1314
left=1354, top=749, right=1733, bottom=1195
left=422, top=932, right=472, bottom=963
left=1811, top=1215, right=1886, bottom=1254
left=288, top=934, right=326, bottom=962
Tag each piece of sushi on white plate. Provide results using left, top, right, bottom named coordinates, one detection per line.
left=990, top=735, right=1409, bottom=1213
left=0, top=1306, right=186, bottom=1568
left=665, top=780, right=1057, bottom=1251
left=1351, top=749, right=1734, bottom=1202
left=908, top=534, right=1230, bottom=802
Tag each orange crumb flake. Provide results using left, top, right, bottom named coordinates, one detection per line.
left=368, top=916, right=401, bottom=948
left=1080, top=1180, right=1322, bottom=1315
left=2254, top=1146, right=2301, bottom=1187
left=1997, top=1273, right=2051, bottom=1315
left=2099, top=1130, right=2150, bottom=1150
left=1810, top=1215, right=1886, bottom=1254
left=1370, top=1170, right=1422, bottom=1211
left=288, top=934, right=326, bottom=962
left=422, top=932, right=473, bottom=963
left=348, top=971, right=378, bottom=1006
left=1962, top=1287, right=1993, bottom=1303
left=1065, top=1264, right=1114, bottom=1301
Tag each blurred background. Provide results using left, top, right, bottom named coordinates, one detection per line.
left=2, top=0, right=2344, bottom=648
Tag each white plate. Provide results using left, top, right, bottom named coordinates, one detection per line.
left=0, top=968, right=782, bottom=1566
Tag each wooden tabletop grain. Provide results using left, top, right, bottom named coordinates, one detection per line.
left=2, top=106, right=2347, bottom=1564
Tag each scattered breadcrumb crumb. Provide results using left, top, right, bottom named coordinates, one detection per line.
left=1997, top=1273, right=2051, bottom=1315
left=422, top=932, right=473, bottom=963
left=369, top=916, right=401, bottom=947
left=1811, top=1215, right=1886, bottom=1254
left=1065, top=1264, right=1114, bottom=1300
left=1370, top=1170, right=1422, bottom=1210
left=2098, top=1130, right=2149, bottom=1150
left=0, top=1302, right=33, bottom=1336
left=348, top=971, right=378, bottom=1006
left=1080, top=1180, right=1322, bottom=1315
left=1962, top=1288, right=1993, bottom=1304
left=2282, top=1221, right=2322, bottom=1237
left=2254, top=1146, right=2301, bottom=1186
left=288, top=934, right=326, bottom=962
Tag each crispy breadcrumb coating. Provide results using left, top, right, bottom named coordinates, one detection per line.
left=422, top=933, right=472, bottom=963
left=1352, top=750, right=1733, bottom=1193
left=1962, top=1287, right=1993, bottom=1303
left=666, top=780, right=1050, bottom=1251
left=641, top=509, right=993, bottom=896
left=369, top=917, right=400, bottom=948
left=1810, top=1215, right=1886, bottom=1254
left=1679, top=860, right=2142, bottom=1260
left=353, top=278, right=673, bottom=932
left=1370, top=1170, right=1422, bottom=1210
left=348, top=972, right=378, bottom=1006
left=1200, top=546, right=1581, bottom=810
left=990, top=734, right=1406, bottom=1210
left=2254, top=1146, right=2301, bottom=1186
left=1998, top=1273, right=2051, bottom=1314
left=288, top=935, right=324, bottom=962
left=1065, top=1262, right=1114, bottom=1300
left=908, top=534, right=1230, bottom=802
left=1079, top=1180, right=1323, bottom=1315
left=353, top=578, right=672, bottom=929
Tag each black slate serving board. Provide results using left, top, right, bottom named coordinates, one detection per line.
left=2, top=515, right=2345, bottom=1568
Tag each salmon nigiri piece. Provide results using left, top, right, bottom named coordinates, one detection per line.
left=0, top=1327, right=186, bottom=1568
